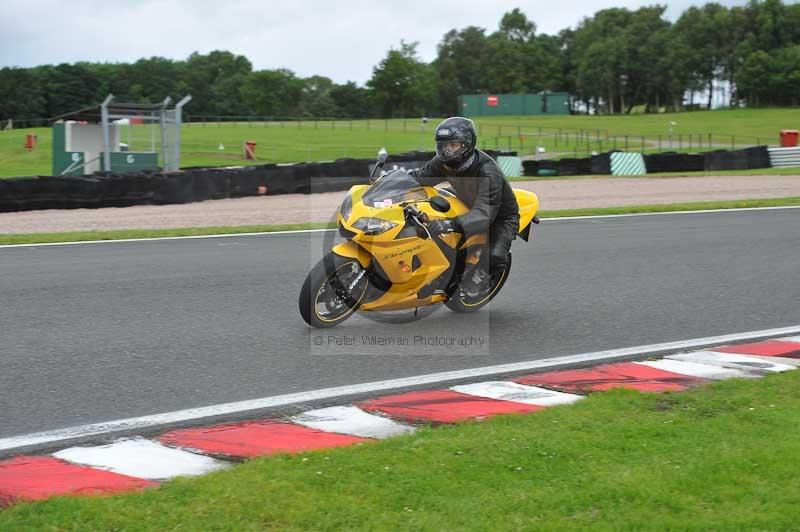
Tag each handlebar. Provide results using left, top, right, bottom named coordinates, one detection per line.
left=403, top=203, right=431, bottom=238
left=404, top=204, right=429, bottom=224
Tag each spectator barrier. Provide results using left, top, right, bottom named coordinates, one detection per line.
left=522, top=147, right=771, bottom=177
left=0, top=151, right=513, bottom=213
left=0, top=147, right=772, bottom=214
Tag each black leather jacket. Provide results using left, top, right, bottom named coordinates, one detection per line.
left=413, top=149, right=520, bottom=237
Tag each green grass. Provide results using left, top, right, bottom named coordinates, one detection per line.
left=3, top=368, right=800, bottom=530
left=480, top=107, right=800, bottom=138
left=0, top=223, right=333, bottom=245
left=0, top=126, right=51, bottom=177
left=2, top=108, right=799, bottom=177
left=2, top=198, right=798, bottom=245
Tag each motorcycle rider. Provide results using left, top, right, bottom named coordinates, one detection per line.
left=412, top=116, right=520, bottom=296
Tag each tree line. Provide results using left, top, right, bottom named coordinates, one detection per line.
left=1, top=0, right=799, bottom=123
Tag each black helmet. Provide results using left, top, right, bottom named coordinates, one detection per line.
left=434, top=117, right=477, bottom=167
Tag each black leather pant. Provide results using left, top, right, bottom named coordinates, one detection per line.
left=479, top=219, right=517, bottom=273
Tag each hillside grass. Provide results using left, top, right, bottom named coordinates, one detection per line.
left=1, top=108, right=798, bottom=178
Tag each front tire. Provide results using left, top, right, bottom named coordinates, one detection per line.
left=445, top=254, right=511, bottom=313
left=299, top=253, right=368, bottom=328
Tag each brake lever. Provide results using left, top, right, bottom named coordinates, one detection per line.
left=405, top=204, right=432, bottom=239
left=405, top=204, right=430, bottom=223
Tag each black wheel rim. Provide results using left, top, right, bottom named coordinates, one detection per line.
left=314, top=262, right=367, bottom=323
left=459, top=267, right=507, bottom=308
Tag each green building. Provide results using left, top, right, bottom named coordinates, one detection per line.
left=458, top=93, right=570, bottom=117
left=50, top=94, right=191, bottom=176
left=52, top=122, right=159, bottom=176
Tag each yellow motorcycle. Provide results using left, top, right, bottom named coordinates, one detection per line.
left=299, top=153, right=540, bottom=328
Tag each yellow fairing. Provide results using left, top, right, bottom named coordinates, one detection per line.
left=335, top=183, right=537, bottom=312
left=513, top=188, right=539, bottom=234
left=331, top=241, right=371, bottom=268
left=335, top=185, right=460, bottom=311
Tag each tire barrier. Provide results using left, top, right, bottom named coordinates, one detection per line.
left=0, top=150, right=517, bottom=213
left=590, top=152, right=612, bottom=175
left=521, top=147, right=771, bottom=177
left=702, top=146, right=770, bottom=171
left=643, top=152, right=705, bottom=173
left=0, top=146, right=769, bottom=214
left=523, top=153, right=605, bottom=176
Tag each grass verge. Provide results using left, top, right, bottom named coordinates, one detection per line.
left=1, top=197, right=799, bottom=246
left=0, top=222, right=334, bottom=245
left=3, top=369, right=800, bottom=530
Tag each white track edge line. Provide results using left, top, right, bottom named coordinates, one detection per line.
left=2, top=324, right=798, bottom=452
left=0, top=228, right=332, bottom=248
left=2, top=205, right=798, bottom=249
left=540, top=205, right=800, bottom=221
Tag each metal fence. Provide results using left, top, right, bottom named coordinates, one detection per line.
left=485, top=128, right=774, bottom=160
left=0, top=113, right=786, bottom=166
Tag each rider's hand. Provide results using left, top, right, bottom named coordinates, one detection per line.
left=427, top=218, right=461, bottom=235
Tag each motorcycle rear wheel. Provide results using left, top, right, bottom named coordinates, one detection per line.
left=445, top=254, right=511, bottom=313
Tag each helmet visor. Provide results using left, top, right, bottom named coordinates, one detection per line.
left=436, top=140, right=469, bottom=163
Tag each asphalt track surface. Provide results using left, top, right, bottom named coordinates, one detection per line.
left=1, top=209, right=799, bottom=440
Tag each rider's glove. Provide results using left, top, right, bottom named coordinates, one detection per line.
left=427, top=218, right=461, bottom=235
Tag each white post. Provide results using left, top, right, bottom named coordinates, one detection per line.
left=172, top=95, right=192, bottom=172
left=101, top=94, right=114, bottom=172
left=159, top=97, right=172, bottom=171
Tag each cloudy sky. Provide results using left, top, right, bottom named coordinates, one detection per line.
left=1, top=0, right=748, bottom=85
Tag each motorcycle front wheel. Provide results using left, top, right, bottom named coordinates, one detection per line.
left=299, top=253, right=368, bottom=328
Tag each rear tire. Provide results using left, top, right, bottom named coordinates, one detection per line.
left=445, top=253, right=511, bottom=313
left=299, top=253, right=368, bottom=328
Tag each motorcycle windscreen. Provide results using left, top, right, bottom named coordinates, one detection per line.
left=362, top=171, right=428, bottom=208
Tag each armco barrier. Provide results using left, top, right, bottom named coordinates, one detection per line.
left=767, top=146, right=800, bottom=168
